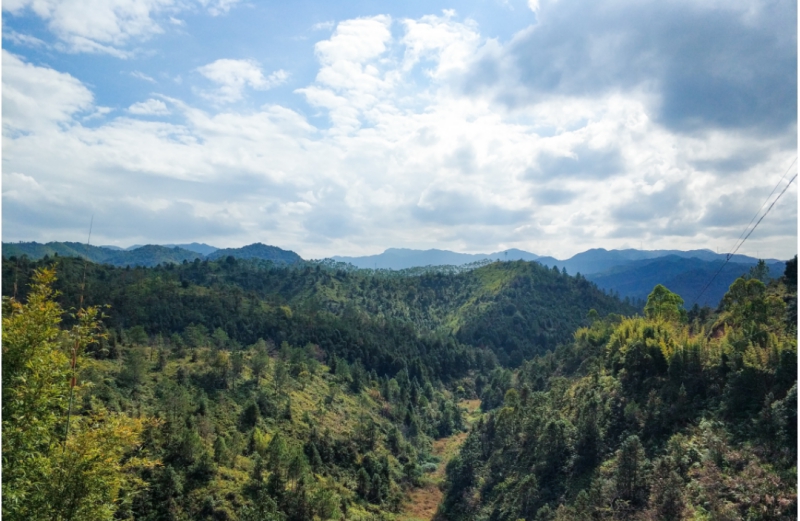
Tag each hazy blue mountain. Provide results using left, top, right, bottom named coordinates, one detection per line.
left=535, top=248, right=780, bottom=275
left=533, top=255, right=561, bottom=269
left=207, top=243, right=302, bottom=264
left=587, top=255, right=786, bottom=307
left=99, top=245, right=125, bottom=251
left=331, top=247, right=538, bottom=270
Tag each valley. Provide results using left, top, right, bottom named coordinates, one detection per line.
left=2, top=252, right=796, bottom=520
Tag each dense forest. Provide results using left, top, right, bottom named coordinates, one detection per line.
left=2, top=253, right=795, bottom=520
left=439, top=258, right=797, bottom=520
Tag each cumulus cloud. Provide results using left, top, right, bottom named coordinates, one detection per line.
left=2, top=0, right=245, bottom=57
left=401, top=10, right=481, bottom=80
left=197, top=59, right=288, bottom=103
left=462, top=0, right=796, bottom=136
left=2, top=50, right=93, bottom=132
left=128, top=98, right=170, bottom=115
left=2, top=0, right=177, bottom=57
left=2, top=6, right=796, bottom=259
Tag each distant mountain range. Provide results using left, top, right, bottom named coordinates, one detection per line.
left=2, top=241, right=791, bottom=308
left=330, top=247, right=788, bottom=307
left=115, top=242, right=218, bottom=255
left=331, top=248, right=539, bottom=270
left=585, top=255, right=785, bottom=307
left=331, top=246, right=780, bottom=275
left=532, top=248, right=778, bottom=276
left=2, top=241, right=297, bottom=268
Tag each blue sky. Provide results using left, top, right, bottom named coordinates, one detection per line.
left=2, top=0, right=797, bottom=260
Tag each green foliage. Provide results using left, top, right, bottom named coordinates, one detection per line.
left=1, top=265, right=478, bottom=520
left=3, top=255, right=634, bottom=375
left=1, top=256, right=702, bottom=521
left=2, top=269, right=152, bottom=521
left=644, top=284, right=686, bottom=322
left=2, top=241, right=204, bottom=267
left=118, top=347, right=150, bottom=388
left=440, top=276, right=797, bottom=521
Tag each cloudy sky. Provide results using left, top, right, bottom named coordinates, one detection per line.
left=2, top=0, right=797, bottom=260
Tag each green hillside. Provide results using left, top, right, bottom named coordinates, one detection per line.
left=3, top=241, right=204, bottom=267
left=3, top=257, right=635, bottom=369
left=208, top=243, right=302, bottom=264
left=3, top=240, right=119, bottom=263
left=439, top=262, right=798, bottom=520
left=3, top=253, right=792, bottom=521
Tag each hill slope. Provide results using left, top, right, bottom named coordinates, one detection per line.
left=440, top=269, right=797, bottom=520
left=2, top=257, right=635, bottom=369
left=207, top=242, right=302, bottom=264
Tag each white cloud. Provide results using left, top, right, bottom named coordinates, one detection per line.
left=197, top=59, right=288, bottom=103
left=2, top=50, right=93, bottom=132
left=2, top=0, right=245, bottom=57
left=128, top=98, right=170, bottom=115
left=315, top=16, right=392, bottom=65
left=3, top=29, right=47, bottom=47
left=401, top=11, right=481, bottom=80
left=130, top=70, right=156, bottom=83
left=1, top=11, right=796, bottom=260
left=3, top=172, right=50, bottom=201
left=3, top=0, right=176, bottom=57
left=84, top=106, right=113, bottom=120
left=199, top=0, right=241, bottom=16
left=312, top=21, right=335, bottom=31
left=527, top=0, right=541, bottom=13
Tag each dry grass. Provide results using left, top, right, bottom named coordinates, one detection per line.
left=399, top=482, right=444, bottom=521
left=397, top=400, right=481, bottom=521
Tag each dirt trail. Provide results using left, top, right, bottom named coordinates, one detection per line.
left=398, top=400, right=481, bottom=521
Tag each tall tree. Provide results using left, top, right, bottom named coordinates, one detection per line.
left=2, top=269, right=151, bottom=521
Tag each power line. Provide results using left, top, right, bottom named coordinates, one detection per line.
left=733, top=173, right=796, bottom=258
left=690, top=169, right=797, bottom=306
left=731, top=156, right=796, bottom=251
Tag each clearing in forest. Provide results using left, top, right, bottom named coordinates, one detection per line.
left=398, top=399, right=482, bottom=521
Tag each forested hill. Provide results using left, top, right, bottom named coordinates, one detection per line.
left=2, top=256, right=636, bottom=369
left=3, top=251, right=634, bottom=521
left=2, top=241, right=301, bottom=267
left=3, top=250, right=794, bottom=520
left=439, top=258, right=798, bottom=520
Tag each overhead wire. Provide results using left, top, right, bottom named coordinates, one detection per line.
left=690, top=159, right=797, bottom=306
left=729, top=156, right=796, bottom=254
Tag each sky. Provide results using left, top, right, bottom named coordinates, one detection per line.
left=1, top=0, right=797, bottom=260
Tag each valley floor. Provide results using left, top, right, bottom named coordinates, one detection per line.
left=398, top=400, right=482, bottom=521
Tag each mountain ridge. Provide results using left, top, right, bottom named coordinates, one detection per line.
left=4, top=242, right=789, bottom=309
